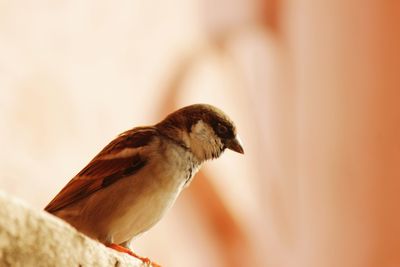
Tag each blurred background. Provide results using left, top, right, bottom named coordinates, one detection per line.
left=1, top=1, right=400, bottom=267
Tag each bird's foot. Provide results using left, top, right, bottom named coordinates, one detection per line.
left=107, top=243, right=161, bottom=267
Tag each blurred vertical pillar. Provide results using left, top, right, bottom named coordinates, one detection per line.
left=284, top=1, right=400, bottom=267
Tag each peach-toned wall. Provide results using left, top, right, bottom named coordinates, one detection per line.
left=285, top=1, right=400, bottom=267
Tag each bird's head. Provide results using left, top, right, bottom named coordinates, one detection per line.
left=157, top=104, right=244, bottom=162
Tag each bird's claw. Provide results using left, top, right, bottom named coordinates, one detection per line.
left=106, top=243, right=161, bottom=267
left=134, top=255, right=161, bottom=267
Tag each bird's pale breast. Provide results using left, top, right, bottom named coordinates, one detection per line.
left=64, top=138, right=199, bottom=245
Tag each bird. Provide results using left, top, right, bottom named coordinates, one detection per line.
left=44, top=104, right=244, bottom=266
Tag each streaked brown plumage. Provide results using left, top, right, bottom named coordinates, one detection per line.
left=45, top=104, right=244, bottom=265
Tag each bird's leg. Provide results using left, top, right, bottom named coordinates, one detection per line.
left=106, top=243, right=161, bottom=267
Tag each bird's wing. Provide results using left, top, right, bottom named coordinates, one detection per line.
left=44, top=127, right=157, bottom=213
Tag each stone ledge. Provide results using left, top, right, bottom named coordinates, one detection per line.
left=0, top=191, right=145, bottom=267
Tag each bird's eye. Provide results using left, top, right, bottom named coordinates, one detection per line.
left=217, top=123, right=228, bottom=136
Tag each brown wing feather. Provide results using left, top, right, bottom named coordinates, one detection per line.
left=44, top=127, right=156, bottom=213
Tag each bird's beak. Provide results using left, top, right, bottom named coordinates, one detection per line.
left=226, top=135, right=244, bottom=154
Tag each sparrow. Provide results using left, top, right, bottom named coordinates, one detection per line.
left=44, top=104, right=244, bottom=266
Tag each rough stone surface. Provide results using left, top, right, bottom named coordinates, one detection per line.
left=0, top=191, right=145, bottom=267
